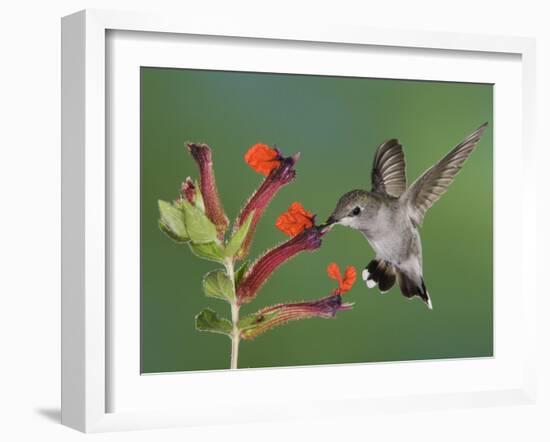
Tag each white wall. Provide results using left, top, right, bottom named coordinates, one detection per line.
left=0, top=1, right=548, bottom=440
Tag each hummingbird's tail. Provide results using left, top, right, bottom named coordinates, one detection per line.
left=362, top=259, right=433, bottom=310
left=396, top=271, right=433, bottom=310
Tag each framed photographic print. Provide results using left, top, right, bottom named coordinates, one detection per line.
left=61, top=9, right=537, bottom=432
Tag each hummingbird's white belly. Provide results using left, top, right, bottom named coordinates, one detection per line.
left=360, top=219, right=420, bottom=268
left=365, top=234, right=400, bottom=263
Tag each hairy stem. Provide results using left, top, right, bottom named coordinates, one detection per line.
left=225, top=259, right=240, bottom=369
left=230, top=301, right=240, bottom=369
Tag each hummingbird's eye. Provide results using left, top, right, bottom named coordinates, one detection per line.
left=352, top=206, right=361, bottom=216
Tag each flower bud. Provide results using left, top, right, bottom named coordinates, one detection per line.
left=186, top=143, right=229, bottom=238
left=180, top=177, right=196, bottom=205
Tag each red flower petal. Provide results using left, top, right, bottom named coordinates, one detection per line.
left=341, top=266, right=357, bottom=292
left=327, top=263, right=357, bottom=295
left=275, top=202, right=315, bottom=237
left=244, top=143, right=281, bottom=176
left=326, top=263, right=342, bottom=284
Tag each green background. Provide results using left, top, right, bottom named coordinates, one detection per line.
left=141, top=67, right=493, bottom=373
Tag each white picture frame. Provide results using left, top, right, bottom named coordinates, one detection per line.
left=61, top=9, right=537, bottom=433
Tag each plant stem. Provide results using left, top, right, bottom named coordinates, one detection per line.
left=230, top=301, right=240, bottom=369
left=225, top=259, right=240, bottom=369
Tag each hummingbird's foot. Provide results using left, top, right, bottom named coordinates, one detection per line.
left=362, top=269, right=377, bottom=289
left=362, top=259, right=397, bottom=293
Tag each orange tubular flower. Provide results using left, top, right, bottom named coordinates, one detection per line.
left=275, top=202, right=315, bottom=237
left=327, top=263, right=357, bottom=295
left=244, top=143, right=281, bottom=176
left=240, top=295, right=354, bottom=340
left=236, top=227, right=323, bottom=304
left=234, top=147, right=300, bottom=259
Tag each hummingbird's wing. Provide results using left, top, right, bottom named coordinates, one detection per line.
left=402, top=123, right=488, bottom=226
left=371, top=139, right=407, bottom=197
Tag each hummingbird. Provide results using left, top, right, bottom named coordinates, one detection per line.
left=323, top=123, right=488, bottom=309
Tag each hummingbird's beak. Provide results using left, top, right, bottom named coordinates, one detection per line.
left=318, top=216, right=337, bottom=233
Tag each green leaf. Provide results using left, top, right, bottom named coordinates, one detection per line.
left=188, top=241, right=225, bottom=263
left=234, top=260, right=250, bottom=286
left=195, top=308, right=232, bottom=336
left=158, top=200, right=189, bottom=243
left=202, top=269, right=235, bottom=302
left=179, top=199, right=217, bottom=244
left=224, top=211, right=255, bottom=258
